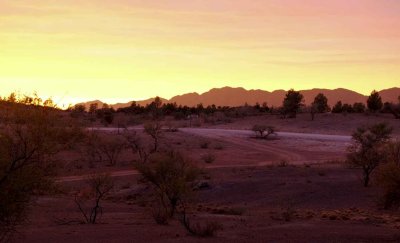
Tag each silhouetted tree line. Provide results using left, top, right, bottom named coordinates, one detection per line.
left=70, top=90, right=400, bottom=122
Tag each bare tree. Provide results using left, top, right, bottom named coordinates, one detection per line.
left=123, top=130, right=149, bottom=163
left=251, top=125, right=275, bottom=139
left=75, top=173, right=114, bottom=224
left=144, top=122, right=163, bottom=152
left=97, top=135, right=126, bottom=166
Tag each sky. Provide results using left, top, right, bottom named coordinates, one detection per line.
left=1, top=0, right=399, bottom=107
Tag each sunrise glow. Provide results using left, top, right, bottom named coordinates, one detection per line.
left=1, top=0, right=399, bottom=106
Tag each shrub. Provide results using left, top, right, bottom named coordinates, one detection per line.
left=353, top=102, right=366, bottom=113
left=347, top=123, right=393, bottom=187
left=135, top=151, right=200, bottom=220
left=97, top=135, right=126, bottom=166
left=376, top=141, right=400, bottom=209
left=201, top=153, right=216, bottom=164
left=200, top=141, right=210, bottom=149
left=0, top=106, right=81, bottom=241
left=214, top=144, right=224, bottom=150
left=252, top=125, right=275, bottom=139
left=278, top=160, right=290, bottom=167
left=74, top=173, right=114, bottom=224
left=181, top=216, right=223, bottom=238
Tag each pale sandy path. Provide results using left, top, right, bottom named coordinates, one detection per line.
left=59, top=127, right=350, bottom=183
left=91, top=126, right=352, bottom=142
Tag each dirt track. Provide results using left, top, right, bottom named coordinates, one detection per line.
left=59, top=128, right=350, bottom=182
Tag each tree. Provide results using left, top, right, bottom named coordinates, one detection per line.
left=312, top=93, right=330, bottom=113
left=89, top=103, right=98, bottom=114
left=353, top=102, right=366, bottom=113
left=347, top=123, right=393, bottom=187
left=0, top=106, right=82, bottom=241
left=251, top=125, right=275, bottom=139
left=332, top=101, right=343, bottom=113
left=135, top=151, right=200, bottom=221
left=144, top=122, right=163, bottom=152
left=74, top=173, right=113, bottom=224
left=97, top=135, right=125, bottom=166
left=310, top=93, right=329, bottom=120
left=367, top=90, right=383, bottom=112
left=376, top=141, right=400, bottom=209
left=282, top=89, right=304, bottom=118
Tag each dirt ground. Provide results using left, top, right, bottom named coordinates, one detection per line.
left=200, top=113, right=400, bottom=136
left=17, top=114, right=400, bottom=242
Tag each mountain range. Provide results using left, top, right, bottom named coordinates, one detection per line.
left=78, top=87, right=400, bottom=110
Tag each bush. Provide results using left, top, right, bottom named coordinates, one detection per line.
left=200, top=141, right=210, bottom=149
left=0, top=106, right=82, bottom=241
left=98, top=135, right=126, bottom=166
left=252, top=125, right=275, bottom=139
left=347, top=123, right=393, bottom=187
left=376, top=141, right=400, bottom=209
left=135, top=151, right=200, bottom=220
left=181, top=216, right=223, bottom=238
left=201, top=153, right=216, bottom=164
left=74, top=173, right=114, bottom=224
left=214, top=144, right=224, bottom=150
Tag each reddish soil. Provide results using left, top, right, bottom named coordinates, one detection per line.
left=16, top=114, right=400, bottom=242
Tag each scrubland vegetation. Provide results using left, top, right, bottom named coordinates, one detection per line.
left=1, top=90, right=400, bottom=242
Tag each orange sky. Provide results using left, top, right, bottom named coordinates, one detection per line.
left=1, top=0, right=399, bottom=107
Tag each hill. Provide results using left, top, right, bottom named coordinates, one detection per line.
left=77, top=87, right=400, bottom=109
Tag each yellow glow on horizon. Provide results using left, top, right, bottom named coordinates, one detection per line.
left=1, top=0, right=399, bottom=103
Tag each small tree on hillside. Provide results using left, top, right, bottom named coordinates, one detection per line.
left=367, top=90, right=383, bottom=112
left=347, top=123, right=393, bottom=187
left=312, top=93, right=330, bottom=113
left=310, top=93, right=329, bottom=120
left=282, top=89, right=304, bottom=118
left=332, top=101, right=343, bottom=113
left=353, top=102, right=366, bottom=113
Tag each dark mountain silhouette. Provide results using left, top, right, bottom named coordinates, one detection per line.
left=77, top=87, right=400, bottom=109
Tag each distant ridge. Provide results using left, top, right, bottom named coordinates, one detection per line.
left=77, top=87, right=400, bottom=109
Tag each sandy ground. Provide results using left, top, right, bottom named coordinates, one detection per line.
left=199, top=113, right=400, bottom=136
left=16, top=115, right=400, bottom=242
